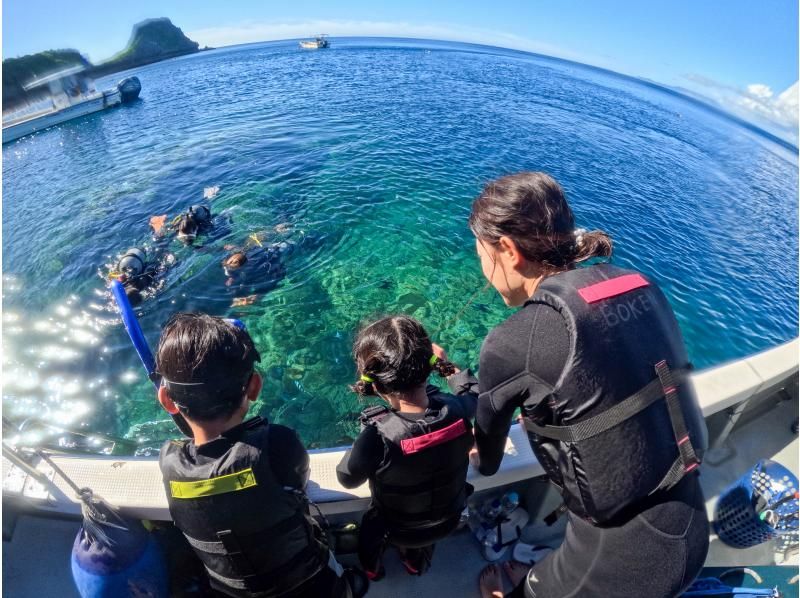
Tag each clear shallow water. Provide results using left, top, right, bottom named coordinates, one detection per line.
left=3, top=38, right=798, bottom=453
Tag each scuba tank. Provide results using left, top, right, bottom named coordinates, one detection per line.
left=117, top=248, right=146, bottom=278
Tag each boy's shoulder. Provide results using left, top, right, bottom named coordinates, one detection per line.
left=158, top=437, right=191, bottom=470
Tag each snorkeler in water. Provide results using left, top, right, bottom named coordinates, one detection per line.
left=150, top=205, right=213, bottom=245
left=109, top=246, right=175, bottom=306
left=221, top=225, right=298, bottom=306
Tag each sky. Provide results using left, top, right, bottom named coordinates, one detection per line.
left=3, top=0, right=798, bottom=139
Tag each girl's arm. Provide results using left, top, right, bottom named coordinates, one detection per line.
left=335, top=424, right=383, bottom=488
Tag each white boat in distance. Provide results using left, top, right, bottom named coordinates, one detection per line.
left=299, top=34, right=330, bottom=49
left=2, top=65, right=141, bottom=144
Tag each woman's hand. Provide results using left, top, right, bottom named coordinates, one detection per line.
left=469, top=447, right=481, bottom=469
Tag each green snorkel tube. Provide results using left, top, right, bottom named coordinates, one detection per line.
left=110, top=280, right=193, bottom=438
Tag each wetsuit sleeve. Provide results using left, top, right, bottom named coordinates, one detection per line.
left=475, top=303, right=569, bottom=476
left=267, top=425, right=310, bottom=490
left=336, top=425, right=383, bottom=488
left=474, top=327, right=527, bottom=476
left=445, top=371, right=479, bottom=418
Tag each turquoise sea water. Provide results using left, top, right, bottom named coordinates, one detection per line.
left=3, top=38, right=798, bottom=453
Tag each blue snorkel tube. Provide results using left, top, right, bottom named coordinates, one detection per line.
left=110, top=280, right=193, bottom=438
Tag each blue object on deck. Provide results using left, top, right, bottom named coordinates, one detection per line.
left=71, top=491, right=168, bottom=598
left=681, top=577, right=780, bottom=596
left=714, top=459, right=799, bottom=548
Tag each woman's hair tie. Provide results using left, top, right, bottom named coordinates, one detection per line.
left=360, top=374, right=374, bottom=383
left=574, top=227, right=588, bottom=246
left=429, top=354, right=439, bottom=366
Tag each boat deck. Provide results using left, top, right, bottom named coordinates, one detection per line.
left=4, top=394, right=797, bottom=597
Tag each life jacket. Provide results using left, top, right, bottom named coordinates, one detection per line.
left=362, top=391, right=474, bottom=530
left=159, top=417, right=329, bottom=597
left=521, top=263, right=707, bottom=524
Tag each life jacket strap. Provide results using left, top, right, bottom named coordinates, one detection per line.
left=523, top=369, right=688, bottom=443
left=190, top=523, right=326, bottom=593
left=217, top=529, right=257, bottom=579
left=400, top=418, right=468, bottom=455
left=360, top=404, right=391, bottom=426
left=653, top=360, right=701, bottom=490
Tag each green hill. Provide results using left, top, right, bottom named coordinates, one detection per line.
left=3, top=18, right=200, bottom=109
left=92, top=17, right=200, bottom=76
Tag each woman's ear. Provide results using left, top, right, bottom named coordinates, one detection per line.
left=158, top=386, right=180, bottom=415
left=498, top=236, right=525, bottom=268
left=245, top=372, right=263, bottom=403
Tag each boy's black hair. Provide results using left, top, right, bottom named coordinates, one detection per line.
left=351, top=315, right=456, bottom=396
left=155, top=312, right=261, bottom=422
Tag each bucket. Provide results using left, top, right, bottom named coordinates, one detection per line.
left=713, top=459, right=798, bottom=549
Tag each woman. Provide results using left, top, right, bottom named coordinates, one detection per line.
left=451, top=172, right=709, bottom=598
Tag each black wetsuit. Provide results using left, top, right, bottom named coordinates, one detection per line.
left=336, top=387, right=477, bottom=577
left=448, top=297, right=709, bottom=597
left=224, top=243, right=290, bottom=296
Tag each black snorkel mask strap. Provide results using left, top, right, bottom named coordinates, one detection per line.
left=159, top=372, right=254, bottom=420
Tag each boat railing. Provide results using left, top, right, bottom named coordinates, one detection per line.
left=2, top=339, right=797, bottom=520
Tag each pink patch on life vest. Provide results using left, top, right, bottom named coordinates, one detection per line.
left=400, top=419, right=467, bottom=455
left=578, top=274, right=650, bottom=304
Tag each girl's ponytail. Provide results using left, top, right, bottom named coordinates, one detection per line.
left=350, top=374, right=378, bottom=397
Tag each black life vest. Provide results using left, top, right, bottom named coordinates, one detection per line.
left=159, top=417, right=329, bottom=597
left=521, top=264, right=707, bottom=523
left=362, top=391, right=474, bottom=529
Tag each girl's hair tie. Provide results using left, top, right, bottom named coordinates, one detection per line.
left=429, top=354, right=439, bottom=366
left=360, top=374, right=374, bottom=383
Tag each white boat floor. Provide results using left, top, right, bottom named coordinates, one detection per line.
left=3, top=397, right=797, bottom=597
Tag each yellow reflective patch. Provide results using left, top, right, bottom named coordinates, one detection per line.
left=170, top=468, right=257, bottom=499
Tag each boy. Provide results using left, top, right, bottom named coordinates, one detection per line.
left=156, top=313, right=356, bottom=597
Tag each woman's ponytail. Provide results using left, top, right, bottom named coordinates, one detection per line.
left=572, top=229, right=613, bottom=264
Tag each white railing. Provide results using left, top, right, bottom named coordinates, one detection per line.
left=3, top=339, right=797, bottom=520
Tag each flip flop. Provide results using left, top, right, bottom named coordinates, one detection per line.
left=511, top=542, right=553, bottom=565
left=480, top=508, right=530, bottom=562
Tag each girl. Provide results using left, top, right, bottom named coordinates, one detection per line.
left=336, top=315, right=477, bottom=580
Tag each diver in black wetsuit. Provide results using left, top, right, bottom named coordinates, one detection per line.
left=149, top=205, right=214, bottom=246
left=113, top=246, right=174, bottom=306
left=443, top=172, right=709, bottom=598
left=336, top=316, right=477, bottom=581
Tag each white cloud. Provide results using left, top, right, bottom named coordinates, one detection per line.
left=746, top=83, right=774, bottom=100
left=682, top=74, right=799, bottom=143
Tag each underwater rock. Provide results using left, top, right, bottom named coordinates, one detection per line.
left=396, top=292, right=428, bottom=314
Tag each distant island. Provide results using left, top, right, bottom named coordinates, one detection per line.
left=3, top=18, right=201, bottom=109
